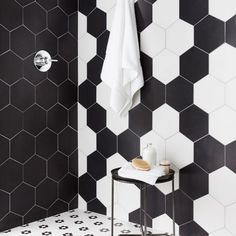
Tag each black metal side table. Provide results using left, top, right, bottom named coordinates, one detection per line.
left=111, top=168, right=175, bottom=236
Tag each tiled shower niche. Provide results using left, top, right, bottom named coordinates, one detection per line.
left=0, top=0, right=78, bottom=231
left=78, top=0, right=236, bottom=235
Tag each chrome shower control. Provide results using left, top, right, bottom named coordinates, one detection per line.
left=34, top=50, right=58, bottom=72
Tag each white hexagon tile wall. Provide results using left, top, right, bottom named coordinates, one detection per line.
left=78, top=0, right=236, bottom=235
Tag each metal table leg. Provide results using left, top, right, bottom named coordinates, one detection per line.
left=143, top=184, right=147, bottom=236
left=172, top=179, right=175, bottom=236
left=111, top=178, right=114, bottom=236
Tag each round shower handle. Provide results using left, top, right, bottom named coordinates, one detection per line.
left=34, top=50, right=58, bottom=72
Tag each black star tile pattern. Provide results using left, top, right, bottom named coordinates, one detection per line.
left=0, top=0, right=78, bottom=232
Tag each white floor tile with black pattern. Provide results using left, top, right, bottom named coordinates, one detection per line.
left=0, top=209, right=153, bottom=236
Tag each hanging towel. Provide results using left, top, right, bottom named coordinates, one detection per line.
left=118, top=162, right=165, bottom=185
left=101, top=0, right=144, bottom=116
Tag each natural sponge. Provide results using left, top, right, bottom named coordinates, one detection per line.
left=131, top=158, right=150, bottom=171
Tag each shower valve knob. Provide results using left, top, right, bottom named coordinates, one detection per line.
left=34, top=50, right=58, bottom=72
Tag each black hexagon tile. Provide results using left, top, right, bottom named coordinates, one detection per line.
left=180, top=0, right=208, bottom=25
left=79, top=0, right=96, bottom=16
left=180, top=221, right=208, bottom=236
left=166, top=189, right=193, bottom=225
left=87, top=198, right=106, bottom=215
left=118, top=130, right=140, bottom=161
left=79, top=80, right=96, bottom=109
left=36, top=178, right=57, bottom=209
left=87, top=104, right=106, bottom=133
left=0, top=80, right=9, bottom=109
left=129, top=208, right=152, bottom=228
left=24, top=2, right=46, bottom=34
left=59, top=80, right=77, bottom=109
left=24, top=155, right=46, bottom=187
left=24, top=54, right=47, bottom=86
left=180, top=105, right=208, bottom=141
left=0, top=190, right=9, bottom=220
left=59, top=127, right=77, bottom=156
left=11, top=26, right=35, bottom=59
left=0, top=135, right=9, bottom=165
left=0, top=159, right=22, bottom=192
left=36, top=0, right=57, bottom=11
left=195, top=15, right=225, bottom=53
left=135, top=0, right=153, bottom=32
left=87, top=8, right=106, bottom=37
left=24, top=105, right=46, bottom=136
left=48, top=152, right=68, bottom=182
left=226, top=15, right=236, bottom=48
left=0, top=213, right=22, bottom=232
left=143, top=186, right=165, bottom=218
left=24, top=206, right=47, bottom=224
left=36, top=129, right=57, bottom=159
left=11, top=183, right=35, bottom=215
left=141, top=77, right=165, bottom=111
left=48, top=7, right=68, bottom=37
left=0, top=0, right=22, bottom=30
left=87, top=56, right=103, bottom=86
left=36, top=80, right=58, bottom=110
left=36, top=30, right=58, bottom=57
left=226, top=141, right=236, bottom=173
left=59, top=174, right=78, bottom=202
left=0, top=25, right=9, bottom=55
left=58, top=0, right=78, bottom=15
left=59, top=33, right=77, bottom=62
left=11, top=131, right=35, bottom=164
left=0, top=52, right=23, bottom=85
left=194, top=135, right=224, bottom=173
left=87, top=151, right=106, bottom=181
left=79, top=173, right=96, bottom=202
left=48, top=56, right=68, bottom=85
left=48, top=199, right=68, bottom=217
left=129, top=104, right=152, bottom=137
left=180, top=47, right=209, bottom=83
left=48, top=104, right=68, bottom=133
left=166, top=76, right=193, bottom=112
left=180, top=163, right=209, bottom=200
left=97, top=128, right=117, bottom=159
left=11, top=79, right=35, bottom=111
left=97, top=30, right=110, bottom=59
left=140, top=52, right=153, bottom=81
left=0, top=106, right=23, bottom=139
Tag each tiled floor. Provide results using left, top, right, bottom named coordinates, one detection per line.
left=0, top=209, right=153, bottom=236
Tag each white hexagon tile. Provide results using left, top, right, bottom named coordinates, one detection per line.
left=209, top=167, right=236, bottom=206
left=226, top=77, right=236, bottom=110
left=166, top=19, right=194, bottom=56
left=209, top=0, right=236, bottom=21
left=153, top=0, right=179, bottom=29
left=209, top=106, right=236, bottom=145
left=153, top=49, right=179, bottom=85
left=153, top=104, right=179, bottom=139
left=166, top=133, right=194, bottom=169
left=194, top=195, right=225, bottom=233
left=209, top=43, right=236, bottom=83
left=194, top=75, right=225, bottom=113
left=226, top=203, right=236, bottom=235
left=140, top=23, right=165, bottom=57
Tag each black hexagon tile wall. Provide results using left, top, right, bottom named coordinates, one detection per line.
left=78, top=0, right=236, bottom=236
left=0, top=0, right=78, bottom=232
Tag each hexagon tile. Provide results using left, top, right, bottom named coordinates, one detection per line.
left=78, top=0, right=236, bottom=235
left=0, top=0, right=78, bottom=232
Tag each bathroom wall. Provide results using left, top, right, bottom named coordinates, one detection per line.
left=0, top=0, right=78, bottom=231
left=78, top=0, right=236, bottom=235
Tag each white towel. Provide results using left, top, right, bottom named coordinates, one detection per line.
left=118, top=163, right=165, bottom=185
left=101, top=0, right=144, bottom=116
